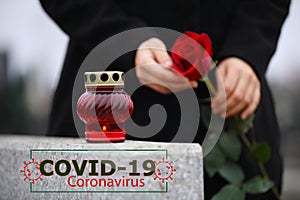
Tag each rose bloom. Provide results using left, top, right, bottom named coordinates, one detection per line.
left=171, top=31, right=213, bottom=80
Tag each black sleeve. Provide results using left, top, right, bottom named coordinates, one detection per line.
left=39, top=0, right=155, bottom=52
left=216, top=0, right=290, bottom=80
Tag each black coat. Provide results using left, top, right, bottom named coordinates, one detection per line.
left=40, top=0, right=290, bottom=199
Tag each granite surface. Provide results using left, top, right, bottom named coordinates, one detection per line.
left=0, top=135, right=203, bottom=200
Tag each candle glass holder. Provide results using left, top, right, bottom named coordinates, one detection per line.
left=77, top=71, right=133, bottom=143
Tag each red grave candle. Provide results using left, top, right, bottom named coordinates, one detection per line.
left=77, top=71, right=133, bottom=143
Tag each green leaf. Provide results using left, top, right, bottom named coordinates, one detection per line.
left=247, top=143, right=271, bottom=163
left=242, top=176, right=274, bottom=194
left=204, top=145, right=226, bottom=177
left=219, top=161, right=245, bottom=185
left=238, top=114, right=255, bottom=133
left=218, top=132, right=242, bottom=161
left=212, top=185, right=245, bottom=200
left=228, top=114, right=254, bottom=134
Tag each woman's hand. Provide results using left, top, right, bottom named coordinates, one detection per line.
left=135, top=37, right=198, bottom=94
left=212, top=57, right=261, bottom=119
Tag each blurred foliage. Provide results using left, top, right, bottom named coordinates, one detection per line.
left=0, top=77, right=31, bottom=134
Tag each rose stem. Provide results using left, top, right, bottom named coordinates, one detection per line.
left=204, top=77, right=216, bottom=96
left=234, top=119, right=281, bottom=200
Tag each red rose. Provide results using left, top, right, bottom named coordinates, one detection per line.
left=171, top=31, right=213, bottom=80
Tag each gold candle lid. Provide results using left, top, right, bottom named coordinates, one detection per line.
left=84, top=71, right=124, bottom=87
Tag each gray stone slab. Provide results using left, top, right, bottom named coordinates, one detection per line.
left=0, top=135, right=203, bottom=200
